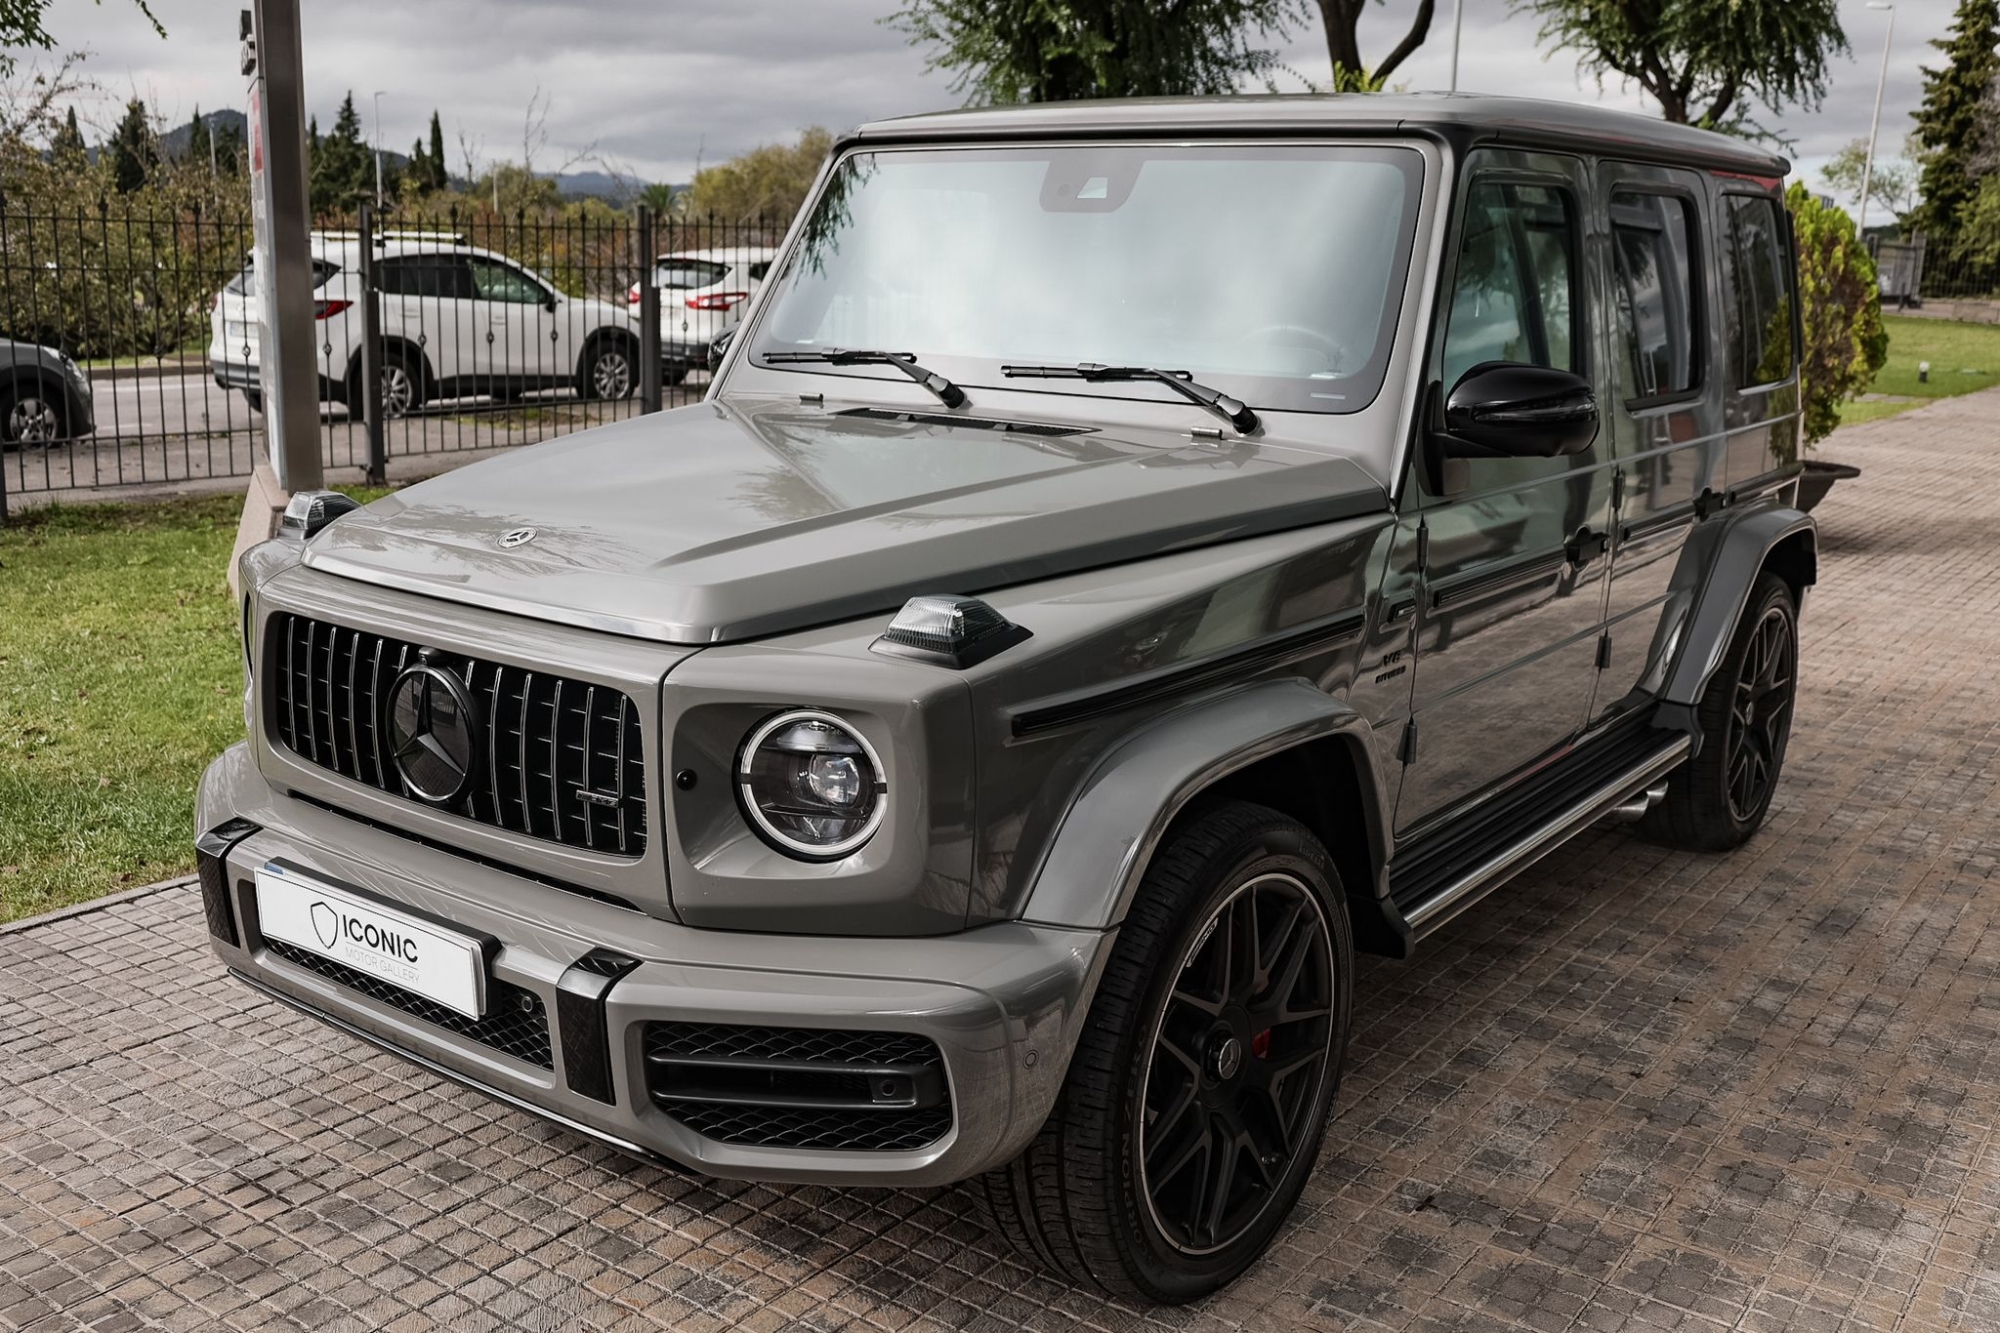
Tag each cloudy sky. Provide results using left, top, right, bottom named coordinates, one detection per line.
left=51, top=0, right=1954, bottom=196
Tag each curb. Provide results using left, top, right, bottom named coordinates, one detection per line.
left=0, top=874, right=197, bottom=936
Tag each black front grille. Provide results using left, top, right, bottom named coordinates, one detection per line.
left=266, top=939, right=553, bottom=1069
left=267, top=612, right=647, bottom=856
left=643, top=1022, right=953, bottom=1152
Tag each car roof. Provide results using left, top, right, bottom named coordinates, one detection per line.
left=847, top=92, right=1789, bottom=177
left=655, top=248, right=779, bottom=263
left=304, top=234, right=514, bottom=265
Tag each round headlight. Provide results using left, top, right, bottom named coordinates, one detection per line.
left=737, top=710, right=887, bottom=860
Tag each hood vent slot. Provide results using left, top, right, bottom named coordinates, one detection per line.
left=833, top=406, right=1094, bottom=437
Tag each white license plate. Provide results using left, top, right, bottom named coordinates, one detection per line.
left=255, top=865, right=487, bottom=1018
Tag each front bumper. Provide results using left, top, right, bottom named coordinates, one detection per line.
left=197, top=743, right=1111, bottom=1186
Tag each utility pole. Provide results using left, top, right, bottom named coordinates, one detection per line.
left=372, top=90, right=386, bottom=208
left=1858, top=2, right=1897, bottom=236
left=1449, top=0, right=1464, bottom=92
left=243, top=1, right=321, bottom=492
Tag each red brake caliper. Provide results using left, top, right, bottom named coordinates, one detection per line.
left=1251, top=1028, right=1272, bottom=1060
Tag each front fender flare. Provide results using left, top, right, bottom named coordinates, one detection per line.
left=1019, top=679, right=1390, bottom=932
left=1661, top=504, right=1816, bottom=711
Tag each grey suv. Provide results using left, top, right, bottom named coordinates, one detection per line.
left=201, top=95, right=1813, bottom=1302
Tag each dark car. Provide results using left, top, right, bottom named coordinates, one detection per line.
left=202, top=95, right=1812, bottom=1303
left=0, top=337, right=95, bottom=445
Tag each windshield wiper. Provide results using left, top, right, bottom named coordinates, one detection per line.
left=760, top=348, right=966, bottom=408
left=1001, top=362, right=1258, bottom=433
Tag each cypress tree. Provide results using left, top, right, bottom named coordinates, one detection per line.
left=109, top=98, right=156, bottom=193
left=50, top=106, right=86, bottom=164
left=1910, top=0, right=2000, bottom=243
left=186, top=106, right=213, bottom=171
left=427, top=110, right=447, bottom=190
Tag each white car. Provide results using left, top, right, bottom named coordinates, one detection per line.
left=211, top=232, right=640, bottom=417
left=626, top=247, right=776, bottom=382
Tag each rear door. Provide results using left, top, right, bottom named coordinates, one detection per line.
left=1395, top=150, right=1617, bottom=835
left=1591, top=164, right=1722, bottom=720
left=377, top=254, right=478, bottom=397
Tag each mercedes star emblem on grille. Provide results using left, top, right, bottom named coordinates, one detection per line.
left=385, top=663, right=480, bottom=804
left=499, top=526, right=537, bottom=548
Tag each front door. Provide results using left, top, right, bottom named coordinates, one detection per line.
left=468, top=256, right=560, bottom=392
left=1395, top=150, right=1616, bottom=835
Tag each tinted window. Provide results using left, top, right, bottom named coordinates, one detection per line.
left=656, top=259, right=727, bottom=289
left=1441, top=182, right=1577, bottom=390
left=378, top=256, right=475, bottom=300
left=1611, top=192, right=1698, bottom=400
left=1720, top=195, right=1793, bottom=389
left=469, top=257, right=547, bottom=304
left=224, top=258, right=336, bottom=297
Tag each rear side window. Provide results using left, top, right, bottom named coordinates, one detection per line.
left=223, top=258, right=336, bottom=297
left=1441, top=181, right=1578, bottom=390
left=378, top=256, right=476, bottom=300
left=1719, top=195, right=1794, bottom=389
left=656, top=259, right=727, bottom=289
left=1610, top=192, right=1698, bottom=401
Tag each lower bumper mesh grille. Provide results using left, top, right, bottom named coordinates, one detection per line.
left=643, top=1022, right=953, bottom=1152
left=266, top=940, right=552, bottom=1069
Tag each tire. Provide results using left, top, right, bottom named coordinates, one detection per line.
left=661, top=366, right=688, bottom=388
left=580, top=336, right=636, bottom=401
left=346, top=347, right=426, bottom=420
left=1641, top=571, right=1798, bottom=851
left=978, top=799, right=1353, bottom=1303
left=0, top=381, right=67, bottom=448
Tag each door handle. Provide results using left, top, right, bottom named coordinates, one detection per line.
left=1565, top=527, right=1609, bottom=567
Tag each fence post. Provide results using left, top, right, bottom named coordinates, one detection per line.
left=637, top=204, right=661, bottom=414
left=358, top=201, right=386, bottom=485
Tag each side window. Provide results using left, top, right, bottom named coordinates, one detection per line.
left=378, top=257, right=475, bottom=300
left=655, top=259, right=726, bottom=289
left=1441, top=181, right=1578, bottom=390
left=469, top=258, right=548, bottom=304
left=1610, top=192, right=1698, bottom=401
left=1719, top=195, right=1794, bottom=390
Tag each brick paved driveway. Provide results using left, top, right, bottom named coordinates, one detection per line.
left=5, top=394, right=1999, bottom=1332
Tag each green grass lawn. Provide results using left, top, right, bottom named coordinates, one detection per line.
left=1839, top=315, right=2000, bottom=426
left=0, top=486, right=386, bottom=924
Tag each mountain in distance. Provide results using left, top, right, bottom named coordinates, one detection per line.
left=159, top=108, right=247, bottom=159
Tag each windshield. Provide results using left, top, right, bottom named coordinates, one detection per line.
left=750, top=143, right=1423, bottom=415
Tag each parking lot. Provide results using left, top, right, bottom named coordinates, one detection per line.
left=3, top=391, right=1997, bottom=1332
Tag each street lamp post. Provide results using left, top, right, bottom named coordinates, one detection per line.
left=1450, top=0, right=1464, bottom=92
left=372, top=90, right=386, bottom=208
left=1859, top=1, right=1896, bottom=236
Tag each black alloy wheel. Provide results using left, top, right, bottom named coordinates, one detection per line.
left=1722, top=601, right=1795, bottom=823
left=1138, top=871, right=1336, bottom=1256
left=1641, top=571, right=1799, bottom=851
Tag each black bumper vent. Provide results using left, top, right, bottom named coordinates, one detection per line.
left=194, top=818, right=261, bottom=947
left=266, top=940, right=553, bottom=1069
left=266, top=612, right=648, bottom=857
left=643, top=1022, right=952, bottom=1152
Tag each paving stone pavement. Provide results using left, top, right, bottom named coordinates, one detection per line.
left=5, top=392, right=2000, bottom=1332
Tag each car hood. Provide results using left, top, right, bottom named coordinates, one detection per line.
left=302, top=398, right=1389, bottom=643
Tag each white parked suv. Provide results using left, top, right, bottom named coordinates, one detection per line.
left=626, top=247, right=776, bottom=383
left=211, top=232, right=640, bottom=417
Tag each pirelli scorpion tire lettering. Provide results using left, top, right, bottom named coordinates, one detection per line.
left=977, top=799, right=1353, bottom=1302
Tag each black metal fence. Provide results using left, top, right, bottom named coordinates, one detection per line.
left=0, top=201, right=786, bottom=518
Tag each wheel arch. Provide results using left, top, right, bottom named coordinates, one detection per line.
left=342, top=335, right=435, bottom=398
left=577, top=323, right=638, bottom=369
left=1018, top=678, right=1404, bottom=956
left=1660, top=504, right=1816, bottom=713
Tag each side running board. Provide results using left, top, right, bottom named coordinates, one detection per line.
left=1393, top=728, right=1692, bottom=940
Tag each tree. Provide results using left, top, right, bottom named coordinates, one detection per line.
left=1909, top=0, right=2000, bottom=244
left=425, top=110, right=448, bottom=189
left=889, top=0, right=1303, bottom=103
left=185, top=106, right=212, bottom=173
left=687, top=127, right=833, bottom=221
left=49, top=104, right=83, bottom=163
left=309, top=91, right=372, bottom=214
left=637, top=181, right=679, bottom=216
left=1786, top=182, right=1887, bottom=450
left=107, top=97, right=154, bottom=193
left=213, top=118, right=242, bottom=176
left=1821, top=136, right=1919, bottom=231
left=1314, top=0, right=1434, bottom=90
left=1519, top=0, right=1847, bottom=131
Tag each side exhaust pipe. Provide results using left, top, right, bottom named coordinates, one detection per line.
left=1601, top=780, right=1668, bottom=824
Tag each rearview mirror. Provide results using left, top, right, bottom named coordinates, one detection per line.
left=1436, top=362, right=1598, bottom=459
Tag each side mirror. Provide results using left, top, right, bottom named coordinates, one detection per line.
left=708, top=324, right=736, bottom=373
left=1436, top=362, right=1599, bottom=459
left=543, top=293, right=558, bottom=313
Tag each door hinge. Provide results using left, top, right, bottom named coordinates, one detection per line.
left=1597, top=633, right=1613, bottom=670
left=1398, top=719, right=1420, bottom=765
left=1415, top=523, right=1429, bottom=573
